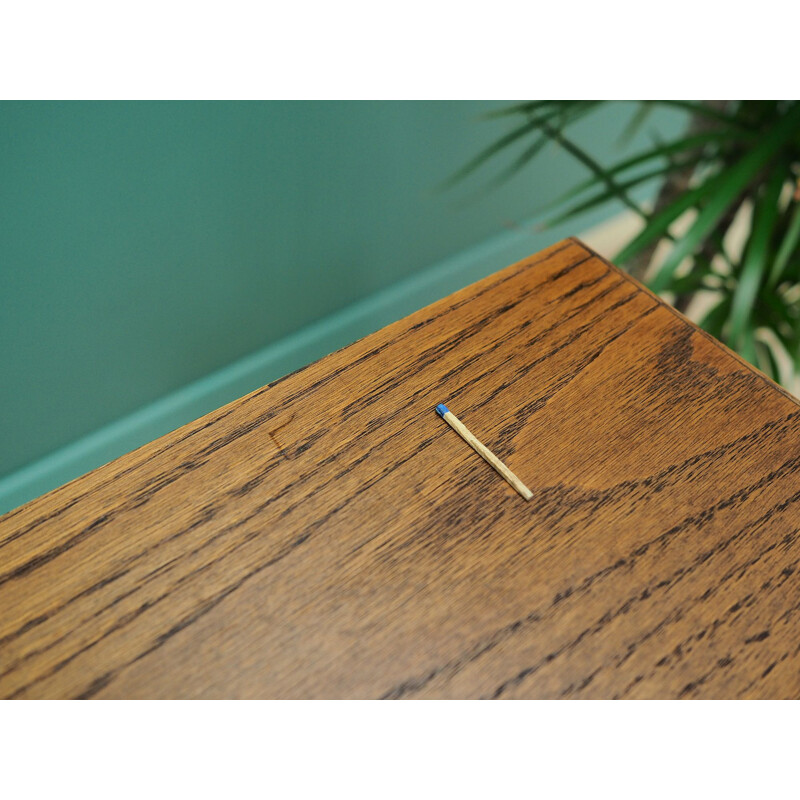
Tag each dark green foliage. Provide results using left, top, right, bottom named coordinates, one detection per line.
left=456, top=101, right=800, bottom=385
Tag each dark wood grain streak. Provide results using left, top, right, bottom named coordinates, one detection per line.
left=2, top=238, right=800, bottom=699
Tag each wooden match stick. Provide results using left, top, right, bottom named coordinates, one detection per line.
left=435, top=403, right=533, bottom=501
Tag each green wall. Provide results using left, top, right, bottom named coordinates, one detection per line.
left=0, top=101, right=683, bottom=511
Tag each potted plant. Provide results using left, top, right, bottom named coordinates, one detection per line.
left=455, top=101, right=800, bottom=387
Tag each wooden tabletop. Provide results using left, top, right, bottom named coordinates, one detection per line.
left=3, top=238, right=800, bottom=699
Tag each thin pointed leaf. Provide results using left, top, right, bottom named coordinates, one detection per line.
left=539, top=122, right=648, bottom=220
left=728, top=166, right=787, bottom=344
left=614, top=181, right=709, bottom=264
left=439, top=117, right=542, bottom=189
left=537, top=131, right=734, bottom=217
left=617, top=103, right=654, bottom=146
left=769, top=201, right=800, bottom=287
left=479, top=100, right=572, bottom=120
left=478, top=102, right=601, bottom=191
left=649, top=103, right=800, bottom=292
left=542, top=160, right=701, bottom=228
left=645, top=100, right=754, bottom=133
left=476, top=134, right=548, bottom=191
left=443, top=102, right=602, bottom=191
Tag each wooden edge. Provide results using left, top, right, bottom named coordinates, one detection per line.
left=265, top=238, right=586, bottom=394
left=568, top=236, right=800, bottom=412
left=10, top=235, right=790, bottom=524
left=0, top=239, right=588, bottom=525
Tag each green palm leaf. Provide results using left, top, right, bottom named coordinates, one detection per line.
left=538, top=122, right=649, bottom=221
left=543, top=156, right=710, bottom=229
left=769, top=201, right=800, bottom=288
left=537, top=130, right=739, bottom=217
left=454, top=99, right=800, bottom=386
left=728, top=166, right=788, bottom=345
left=649, top=102, right=800, bottom=292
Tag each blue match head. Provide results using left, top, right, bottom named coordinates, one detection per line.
left=435, top=403, right=450, bottom=417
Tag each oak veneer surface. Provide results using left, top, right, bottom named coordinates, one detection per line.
left=3, top=238, right=800, bottom=700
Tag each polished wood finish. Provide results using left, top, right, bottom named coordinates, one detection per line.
left=3, top=238, right=800, bottom=699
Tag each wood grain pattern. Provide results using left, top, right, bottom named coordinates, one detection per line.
left=3, top=238, right=800, bottom=699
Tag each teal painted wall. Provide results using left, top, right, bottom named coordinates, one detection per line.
left=0, top=101, right=683, bottom=510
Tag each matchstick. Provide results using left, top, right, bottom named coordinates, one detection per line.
left=435, top=404, right=533, bottom=501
